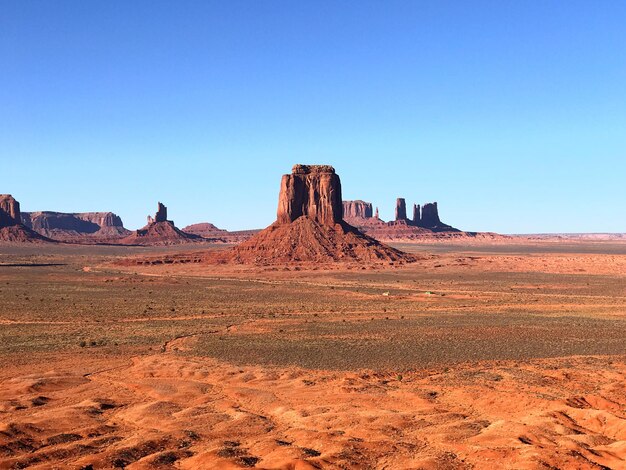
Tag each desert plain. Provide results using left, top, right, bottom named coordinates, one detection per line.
left=0, top=240, right=625, bottom=469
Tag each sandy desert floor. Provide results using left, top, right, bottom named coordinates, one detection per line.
left=0, top=241, right=625, bottom=469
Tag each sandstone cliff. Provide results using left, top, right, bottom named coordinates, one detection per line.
left=420, top=202, right=441, bottom=228
left=229, top=165, right=413, bottom=264
left=343, top=200, right=373, bottom=219
left=412, top=204, right=421, bottom=225
left=147, top=202, right=168, bottom=225
left=277, top=165, right=343, bottom=225
left=121, top=202, right=202, bottom=246
left=342, top=197, right=464, bottom=241
left=183, top=223, right=259, bottom=244
left=395, top=198, right=407, bottom=221
left=0, top=195, right=52, bottom=243
left=0, top=194, right=21, bottom=227
left=21, top=211, right=130, bottom=241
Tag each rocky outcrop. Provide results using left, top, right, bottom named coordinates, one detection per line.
left=228, top=165, right=414, bottom=264
left=183, top=222, right=226, bottom=236
left=21, top=211, right=130, bottom=241
left=343, top=200, right=373, bottom=219
left=121, top=202, right=202, bottom=246
left=23, top=212, right=100, bottom=233
left=0, top=195, right=52, bottom=243
left=277, top=165, right=343, bottom=225
left=344, top=197, right=461, bottom=239
left=343, top=200, right=385, bottom=229
left=412, top=204, right=421, bottom=225
left=0, top=195, right=21, bottom=227
left=396, top=199, right=454, bottom=231
left=395, top=198, right=407, bottom=221
left=182, top=223, right=259, bottom=244
left=420, top=202, right=441, bottom=228
left=76, top=212, right=125, bottom=229
left=120, top=221, right=203, bottom=246
left=147, top=202, right=168, bottom=225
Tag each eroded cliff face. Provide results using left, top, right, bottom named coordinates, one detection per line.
left=75, top=212, right=124, bottom=228
left=342, top=197, right=460, bottom=236
left=343, top=200, right=373, bottom=219
left=0, top=195, right=21, bottom=227
left=0, top=195, right=51, bottom=243
left=147, top=202, right=168, bottom=225
left=413, top=204, right=421, bottom=225
left=395, top=198, right=407, bottom=221
left=229, top=164, right=412, bottom=264
left=21, top=211, right=129, bottom=239
left=420, top=202, right=441, bottom=227
left=22, top=212, right=100, bottom=233
left=120, top=202, right=202, bottom=246
left=277, top=165, right=343, bottom=225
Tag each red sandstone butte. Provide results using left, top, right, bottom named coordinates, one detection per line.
left=0, top=194, right=52, bottom=243
left=228, top=165, right=413, bottom=264
left=277, top=164, right=343, bottom=225
left=121, top=202, right=202, bottom=246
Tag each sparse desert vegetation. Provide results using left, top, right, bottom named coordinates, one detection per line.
left=1, top=241, right=625, bottom=468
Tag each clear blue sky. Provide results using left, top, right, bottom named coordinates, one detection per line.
left=1, top=1, right=625, bottom=232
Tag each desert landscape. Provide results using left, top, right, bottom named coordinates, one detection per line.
left=1, top=165, right=625, bottom=469
left=3, top=3, right=625, bottom=468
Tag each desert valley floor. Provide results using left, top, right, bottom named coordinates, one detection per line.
left=1, top=241, right=625, bottom=469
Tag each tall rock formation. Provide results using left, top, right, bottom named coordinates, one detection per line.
left=122, top=202, right=201, bottom=246
left=412, top=204, right=421, bottom=225
left=374, top=207, right=379, bottom=219
left=395, top=198, right=407, bottom=221
left=0, top=195, right=51, bottom=243
left=148, top=202, right=168, bottom=224
left=229, top=165, right=413, bottom=264
left=0, top=195, right=20, bottom=227
left=343, top=200, right=373, bottom=219
left=277, top=165, right=343, bottom=225
left=420, top=202, right=441, bottom=227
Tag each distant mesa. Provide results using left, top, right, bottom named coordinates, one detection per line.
left=0, top=194, right=52, bottom=243
left=343, top=200, right=373, bottom=219
left=183, top=222, right=260, bottom=244
left=227, top=165, right=413, bottom=264
left=342, top=197, right=504, bottom=242
left=120, top=202, right=204, bottom=246
left=21, top=210, right=130, bottom=242
left=183, top=222, right=226, bottom=237
left=392, top=198, right=457, bottom=231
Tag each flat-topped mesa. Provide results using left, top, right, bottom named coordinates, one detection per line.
left=75, top=212, right=124, bottom=228
left=0, top=194, right=21, bottom=227
left=277, top=164, right=343, bottom=225
left=420, top=202, right=441, bottom=227
left=148, top=202, right=168, bottom=225
left=343, top=200, right=373, bottom=219
left=395, top=198, right=407, bottom=221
